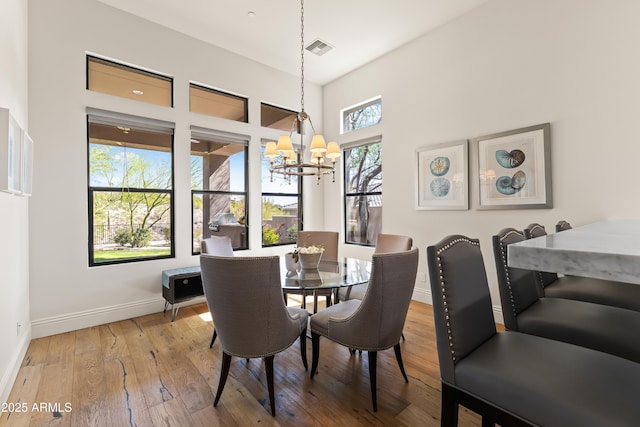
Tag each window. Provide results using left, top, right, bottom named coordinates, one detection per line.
left=88, top=110, right=174, bottom=265
left=261, top=143, right=302, bottom=246
left=191, top=127, right=248, bottom=253
left=341, top=97, right=382, bottom=134
left=189, top=83, right=248, bottom=123
left=87, top=55, right=173, bottom=107
left=344, top=138, right=382, bottom=245
left=261, top=103, right=299, bottom=132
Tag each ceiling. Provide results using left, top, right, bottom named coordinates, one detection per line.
left=98, top=0, right=490, bottom=85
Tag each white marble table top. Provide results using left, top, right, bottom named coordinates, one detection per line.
left=507, top=219, right=640, bottom=285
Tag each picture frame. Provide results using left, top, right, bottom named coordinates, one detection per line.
left=0, top=108, right=22, bottom=194
left=473, top=123, right=552, bottom=210
left=415, top=139, right=468, bottom=210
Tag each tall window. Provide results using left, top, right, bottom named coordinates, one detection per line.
left=341, top=97, right=382, bottom=134
left=261, top=143, right=302, bottom=246
left=88, top=111, right=174, bottom=265
left=191, top=127, right=248, bottom=253
left=344, top=139, right=382, bottom=245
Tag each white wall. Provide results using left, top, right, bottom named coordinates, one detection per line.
left=0, top=0, right=31, bottom=404
left=324, top=0, right=640, bottom=315
left=28, top=0, right=325, bottom=337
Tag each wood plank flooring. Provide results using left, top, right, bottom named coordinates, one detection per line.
left=1, top=300, right=490, bottom=426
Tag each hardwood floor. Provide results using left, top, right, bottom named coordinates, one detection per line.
left=2, top=300, right=488, bottom=426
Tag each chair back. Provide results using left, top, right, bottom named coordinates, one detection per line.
left=201, top=235, right=234, bottom=256
left=373, top=234, right=413, bottom=254
left=199, top=255, right=301, bottom=358
left=297, top=231, right=339, bottom=262
left=523, top=223, right=558, bottom=287
left=427, top=235, right=496, bottom=385
left=556, top=220, right=572, bottom=232
left=328, top=249, right=418, bottom=350
left=492, top=228, right=544, bottom=330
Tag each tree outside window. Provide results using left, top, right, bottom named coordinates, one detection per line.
left=344, top=141, right=382, bottom=245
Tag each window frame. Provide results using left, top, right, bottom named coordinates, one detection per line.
left=190, top=128, right=249, bottom=254
left=343, top=137, right=382, bottom=247
left=189, top=82, right=249, bottom=123
left=260, top=141, right=303, bottom=248
left=87, top=111, right=175, bottom=266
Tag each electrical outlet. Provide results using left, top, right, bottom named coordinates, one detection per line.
left=419, top=272, right=427, bottom=283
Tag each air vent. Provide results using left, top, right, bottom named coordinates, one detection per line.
left=305, top=39, right=333, bottom=56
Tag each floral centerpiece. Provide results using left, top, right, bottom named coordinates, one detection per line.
left=294, top=245, right=324, bottom=270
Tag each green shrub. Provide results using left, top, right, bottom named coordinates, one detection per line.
left=114, top=229, right=132, bottom=247
left=131, top=228, right=151, bottom=247
left=262, top=226, right=280, bottom=245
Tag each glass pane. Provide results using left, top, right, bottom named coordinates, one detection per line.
left=345, top=195, right=382, bottom=245
left=344, top=142, right=382, bottom=194
left=191, top=139, right=245, bottom=192
left=87, top=56, right=172, bottom=107
left=195, top=193, right=247, bottom=252
left=342, top=98, right=382, bottom=133
left=89, top=123, right=172, bottom=190
left=261, top=147, right=299, bottom=193
left=189, top=84, right=248, bottom=123
left=92, top=190, right=172, bottom=263
left=262, top=195, right=299, bottom=246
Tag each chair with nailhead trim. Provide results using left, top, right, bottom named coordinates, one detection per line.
left=427, top=234, right=640, bottom=427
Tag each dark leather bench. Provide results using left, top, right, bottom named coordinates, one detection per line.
left=493, top=227, right=640, bottom=364
left=427, top=235, right=640, bottom=427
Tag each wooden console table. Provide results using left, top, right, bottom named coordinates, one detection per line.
left=162, top=266, right=202, bottom=321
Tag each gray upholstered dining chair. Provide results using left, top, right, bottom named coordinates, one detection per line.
left=200, top=235, right=234, bottom=348
left=200, top=254, right=309, bottom=416
left=493, top=228, right=640, bottom=363
left=523, top=223, right=640, bottom=311
left=337, top=233, right=412, bottom=302
left=309, top=248, right=418, bottom=412
left=284, top=231, right=339, bottom=312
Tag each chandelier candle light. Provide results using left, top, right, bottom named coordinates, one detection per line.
left=264, top=0, right=340, bottom=184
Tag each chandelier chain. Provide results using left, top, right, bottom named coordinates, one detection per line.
left=300, top=0, right=305, bottom=114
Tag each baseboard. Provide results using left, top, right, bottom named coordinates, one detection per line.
left=30, top=296, right=204, bottom=338
left=0, top=325, right=32, bottom=404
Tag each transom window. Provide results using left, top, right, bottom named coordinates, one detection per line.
left=344, top=138, right=382, bottom=245
left=189, top=83, right=248, bottom=123
left=87, top=55, right=173, bottom=107
left=191, top=127, right=249, bottom=253
left=261, top=103, right=299, bottom=132
left=341, top=97, right=382, bottom=134
left=87, top=110, right=174, bottom=265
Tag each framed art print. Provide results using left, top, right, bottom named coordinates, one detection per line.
left=415, top=140, right=468, bottom=210
left=474, top=123, right=552, bottom=209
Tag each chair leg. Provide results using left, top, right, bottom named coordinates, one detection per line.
left=441, top=383, right=459, bottom=427
left=209, top=328, right=217, bottom=348
left=214, top=352, right=232, bottom=407
left=394, top=343, right=409, bottom=383
left=310, top=332, right=320, bottom=379
left=265, top=355, right=276, bottom=416
left=299, top=328, right=308, bottom=371
left=368, top=351, right=378, bottom=412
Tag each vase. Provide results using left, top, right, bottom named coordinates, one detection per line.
left=284, top=253, right=299, bottom=272
left=298, top=252, right=322, bottom=270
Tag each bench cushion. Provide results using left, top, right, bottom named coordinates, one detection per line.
left=546, top=275, right=640, bottom=312
left=516, top=297, right=640, bottom=363
left=455, top=331, right=640, bottom=427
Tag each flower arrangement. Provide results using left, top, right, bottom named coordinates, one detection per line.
left=291, top=245, right=324, bottom=262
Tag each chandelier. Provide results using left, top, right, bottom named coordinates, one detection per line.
left=264, top=0, right=340, bottom=184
